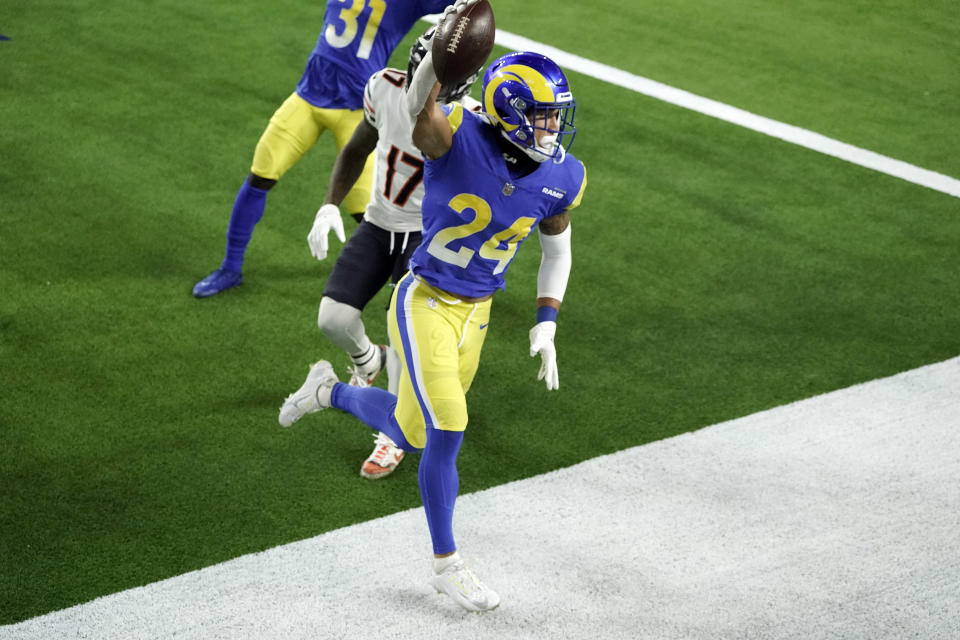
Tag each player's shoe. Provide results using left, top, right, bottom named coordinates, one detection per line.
left=347, top=344, right=387, bottom=387
left=193, top=268, right=242, bottom=298
left=278, top=361, right=339, bottom=427
left=360, top=432, right=405, bottom=479
left=430, top=560, right=501, bottom=612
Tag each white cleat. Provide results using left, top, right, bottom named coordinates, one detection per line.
left=278, top=361, right=339, bottom=427
left=360, top=432, right=405, bottom=479
left=430, top=560, right=501, bottom=612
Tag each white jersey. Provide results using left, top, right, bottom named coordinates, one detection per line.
left=361, top=67, right=480, bottom=232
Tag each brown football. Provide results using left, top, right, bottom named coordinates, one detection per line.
left=431, top=0, right=496, bottom=86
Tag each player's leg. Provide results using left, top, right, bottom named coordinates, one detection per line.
left=356, top=326, right=408, bottom=479
left=419, top=427, right=496, bottom=612
left=456, top=299, right=492, bottom=395
left=278, top=273, right=417, bottom=452
left=318, top=220, right=394, bottom=386
left=317, top=298, right=386, bottom=383
left=352, top=267, right=432, bottom=479
left=420, top=427, right=463, bottom=557
left=384, top=232, right=422, bottom=395
left=424, top=297, right=498, bottom=611
left=417, top=299, right=490, bottom=540
left=194, top=93, right=323, bottom=298
left=278, top=359, right=416, bottom=455
left=329, top=384, right=417, bottom=453
left=390, top=277, right=499, bottom=611
left=315, top=221, right=407, bottom=478
left=389, top=275, right=463, bottom=550
left=357, top=232, right=426, bottom=477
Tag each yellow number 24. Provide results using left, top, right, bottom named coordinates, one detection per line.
left=426, top=194, right=537, bottom=275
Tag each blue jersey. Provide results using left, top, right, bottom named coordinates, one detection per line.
left=297, top=0, right=450, bottom=110
left=409, top=104, right=587, bottom=298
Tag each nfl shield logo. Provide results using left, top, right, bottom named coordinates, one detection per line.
left=502, top=182, right=515, bottom=196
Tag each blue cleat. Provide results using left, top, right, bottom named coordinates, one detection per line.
left=192, top=268, right=242, bottom=298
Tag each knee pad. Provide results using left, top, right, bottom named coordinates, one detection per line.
left=317, top=297, right=359, bottom=332
left=317, top=297, right=369, bottom=355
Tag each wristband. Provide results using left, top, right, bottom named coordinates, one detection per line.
left=536, top=306, right=558, bottom=324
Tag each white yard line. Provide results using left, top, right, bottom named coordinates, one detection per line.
left=427, top=18, right=960, bottom=199
left=6, top=356, right=959, bottom=639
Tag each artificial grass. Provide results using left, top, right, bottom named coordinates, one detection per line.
left=2, top=0, right=958, bottom=625
left=494, top=0, right=960, bottom=177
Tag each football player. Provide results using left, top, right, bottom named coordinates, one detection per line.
left=279, top=18, right=586, bottom=613
left=193, top=0, right=454, bottom=298
left=304, top=27, right=480, bottom=480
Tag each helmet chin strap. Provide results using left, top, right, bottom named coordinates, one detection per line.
left=521, top=133, right=562, bottom=164
left=498, top=114, right=563, bottom=164
left=548, top=136, right=567, bottom=164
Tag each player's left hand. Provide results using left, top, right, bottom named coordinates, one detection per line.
left=529, top=321, right=559, bottom=391
left=308, top=204, right=346, bottom=261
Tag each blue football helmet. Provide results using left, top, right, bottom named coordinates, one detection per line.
left=482, top=51, right=577, bottom=163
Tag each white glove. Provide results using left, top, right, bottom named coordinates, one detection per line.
left=307, top=204, right=346, bottom=261
left=529, top=321, right=559, bottom=391
left=440, top=0, right=480, bottom=24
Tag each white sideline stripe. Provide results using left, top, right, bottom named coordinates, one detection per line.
left=422, top=16, right=960, bottom=199
left=5, top=356, right=959, bottom=639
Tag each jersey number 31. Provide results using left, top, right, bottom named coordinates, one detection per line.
left=324, top=0, right=386, bottom=60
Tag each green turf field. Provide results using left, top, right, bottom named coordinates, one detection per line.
left=1, top=0, right=958, bottom=625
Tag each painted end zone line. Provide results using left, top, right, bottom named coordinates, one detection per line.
left=423, top=17, right=960, bottom=199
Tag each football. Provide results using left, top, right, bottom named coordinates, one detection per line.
left=431, top=0, right=496, bottom=86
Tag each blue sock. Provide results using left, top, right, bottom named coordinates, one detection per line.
left=221, top=180, right=269, bottom=273
left=330, top=383, right=418, bottom=452
left=418, top=429, right=463, bottom=556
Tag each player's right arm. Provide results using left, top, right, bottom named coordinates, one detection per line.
left=307, top=96, right=380, bottom=261
left=405, top=50, right=451, bottom=159
left=406, top=0, right=485, bottom=158
left=321, top=118, right=379, bottom=208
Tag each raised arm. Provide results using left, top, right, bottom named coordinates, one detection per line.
left=405, top=50, right=452, bottom=160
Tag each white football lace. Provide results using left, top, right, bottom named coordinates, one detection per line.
left=369, top=433, right=402, bottom=464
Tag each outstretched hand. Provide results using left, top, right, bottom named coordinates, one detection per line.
left=307, top=204, right=346, bottom=261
